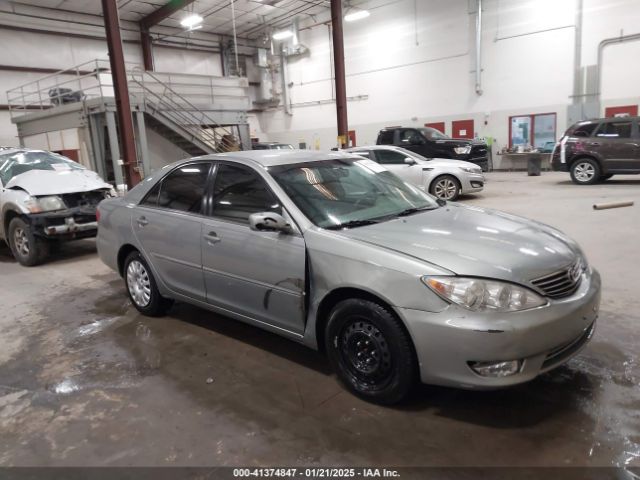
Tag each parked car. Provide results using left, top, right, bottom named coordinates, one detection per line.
left=377, top=127, right=489, bottom=171
left=552, top=116, right=640, bottom=184
left=344, top=145, right=484, bottom=200
left=97, top=150, right=600, bottom=404
left=0, top=149, right=114, bottom=266
left=252, top=142, right=294, bottom=150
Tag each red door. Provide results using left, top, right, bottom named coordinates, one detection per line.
left=348, top=130, right=357, bottom=148
left=605, top=105, right=638, bottom=118
left=425, top=122, right=445, bottom=134
left=452, top=119, right=474, bottom=139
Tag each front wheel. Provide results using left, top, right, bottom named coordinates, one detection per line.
left=124, top=251, right=173, bottom=317
left=430, top=175, right=461, bottom=200
left=8, top=217, right=49, bottom=266
left=570, top=158, right=600, bottom=185
left=325, top=299, right=416, bottom=405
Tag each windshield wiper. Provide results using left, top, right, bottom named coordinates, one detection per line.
left=325, top=219, right=380, bottom=230
left=396, top=206, right=438, bottom=217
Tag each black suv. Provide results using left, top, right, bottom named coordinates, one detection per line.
left=376, top=127, right=489, bottom=171
left=552, top=116, right=640, bottom=184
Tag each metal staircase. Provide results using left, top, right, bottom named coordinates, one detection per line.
left=128, top=69, right=240, bottom=154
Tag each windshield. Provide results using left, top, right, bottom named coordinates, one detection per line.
left=270, top=158, right=438, bottom=229
left=419, top=128, right=449, bottom=141
left=0, top=150, right=84, bottom=185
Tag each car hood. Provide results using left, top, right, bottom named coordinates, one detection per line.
left=339, top=204, right=578, bottom=285
left=6, top=169, right=111, bottom=196
left=417, top=158, right=481, bottom=170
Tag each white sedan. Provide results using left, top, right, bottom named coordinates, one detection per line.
left=345, top=146, right=485, bottom=200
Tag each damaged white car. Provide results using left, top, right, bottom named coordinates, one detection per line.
left=0, top=149, right=114, bottom=266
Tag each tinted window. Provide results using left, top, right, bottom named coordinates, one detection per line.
left=596, top=121, right=632, bottom=138
left=569, top=122, right=598, bottom=138
left=211, top=164, right=281, bottom=223
left=399, top=129, right=424, bottom=144
left=375, top=149, right=408, bottom=165
left=378, top=130, right=394, bottom=145
left=157, top=163, right=210, bottom=213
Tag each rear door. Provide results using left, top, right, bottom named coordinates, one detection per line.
left=133, top=162, right=211, bottom=301
left=593, top=120, right=640, bottom=171
left=200, top=162, right=307, bottom=335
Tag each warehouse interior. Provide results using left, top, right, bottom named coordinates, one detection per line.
left=0, top=0, right=639, bottom=476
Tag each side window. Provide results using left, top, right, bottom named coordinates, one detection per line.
left=211, top=164, right=281, bottom=223
left=399, top=129, right=423, bottom=144
left=378, top=130, right=394, bottom=145
left=596, top=121, right=633, bottom=138
left=374, top=150, right=408, bottom=165
left=157, top=163, right=210, bottom=213
left=571, top=122, right=598, bottom=137
left=352, top=150, right=371, bottom=159
left=140, top=182, right=161, bottom=207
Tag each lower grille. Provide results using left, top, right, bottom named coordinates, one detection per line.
left=541, top=322, right=595, bottom=370
left=531, top=259, right=584, bottom=299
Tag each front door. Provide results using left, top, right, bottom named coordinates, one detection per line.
left=372, top=149, right=423, bottom=186
left=201, top=162, right=306, bottom=335
left=593, top=120, right=640, bottom=171
left=133, top=162, right=211, bottom=301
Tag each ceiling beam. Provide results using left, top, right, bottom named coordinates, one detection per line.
left=140, top=0, right=197, bottom=29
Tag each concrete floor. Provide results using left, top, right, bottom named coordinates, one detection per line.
left=0, top=172, right=639, bottom=467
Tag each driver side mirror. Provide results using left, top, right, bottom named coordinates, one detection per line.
left=249, top=212, right=292, bottom=233
left=404, top=157, right=416, bottom=165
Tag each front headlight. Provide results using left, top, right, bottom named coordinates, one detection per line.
left=422, top=276, right=547, bottom=312
left=454, top=146, right=472, bottom=155
left=458, top=166, right=482, bottom=174
left=23, top=195, right=67, bottom=213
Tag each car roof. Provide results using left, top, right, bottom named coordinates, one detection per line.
left=186, top=149, right=358, bottom=168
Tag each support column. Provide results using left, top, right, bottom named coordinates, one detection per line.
left=330, top=0, right=348, bottom=149
left=105, top=111, right=125, bottom=190
left=135, top=111, right=151, bottom=177
left=141, top=28, right=154, bottom=71
left=101, top=0, right=141, bottom=188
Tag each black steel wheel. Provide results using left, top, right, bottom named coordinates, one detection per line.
left=325, top=298, right=416, bottom=404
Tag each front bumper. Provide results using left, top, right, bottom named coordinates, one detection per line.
left=29, top=208, right=98, bottom=240
left=399, top=269, right=601, bottom=389
left=460, top=173, right=485, bottom=194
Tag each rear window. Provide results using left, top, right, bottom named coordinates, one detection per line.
left=377, top=130, right=394, bottom=145
left=567, top=122, right=598, bottom=138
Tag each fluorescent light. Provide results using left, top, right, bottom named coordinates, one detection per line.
left=180, top=14, right=203, bottom=28
left=272, top=30, right=294, bottom=40
left=344, top=9, right=370, bottom=22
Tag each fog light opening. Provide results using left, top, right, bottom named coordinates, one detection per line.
left=469, top=360, right=522, bottom=377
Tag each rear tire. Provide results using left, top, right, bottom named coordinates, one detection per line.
left=570, top=158, right=600, bottom=185
left=430, top=175, right=461, bottom=200
left=325, top=298, right=416, bottom=405
left=124, top=251, right=173, bottom=317
left=8, top=217, right=49, bottom=266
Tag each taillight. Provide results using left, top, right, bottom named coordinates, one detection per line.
left=96, top=208, right=101, bottom=223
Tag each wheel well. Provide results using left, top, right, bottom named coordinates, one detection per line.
left=569, top=155, right=600, bottom=169
left=3, top=210, right=22, bottom=236
left=429, top=173, right=460, bottom=192
left=315, top=287, right=412, bottom=355
left=117, top=244, right=139, bottom=277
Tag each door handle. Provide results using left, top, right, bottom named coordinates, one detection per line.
left=203, top=231, right=221, bottom=244
left=588, top=142, right=601, bottom=147
left=136, top=216, right=149, bottom=227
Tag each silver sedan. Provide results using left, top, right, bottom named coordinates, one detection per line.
left=345, top=145, right=484, bottom=200
left=97, top=150, right=600, bottom=404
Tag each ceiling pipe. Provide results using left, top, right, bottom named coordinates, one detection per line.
left=475, top=0, right=483, bottom=96
left=330, top=0, right=349, bottom=148
left=596, top=31, right=640, bottom=101
left=572, top=0, right=583, bottom=104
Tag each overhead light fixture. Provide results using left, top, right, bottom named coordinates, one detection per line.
left=272, top=30, right=294, bottom=40
left=180, top=13, right=203, bottom=28
left=344, top=8, right=370, bottom=22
